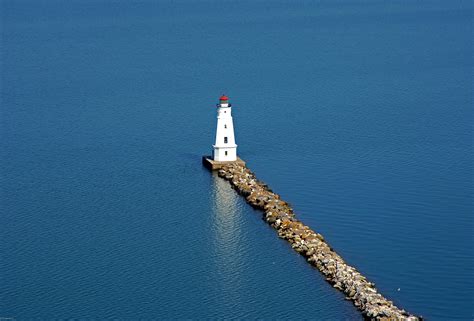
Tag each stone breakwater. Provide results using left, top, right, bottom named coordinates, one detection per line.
left=217, top=163, right=419, bottom=320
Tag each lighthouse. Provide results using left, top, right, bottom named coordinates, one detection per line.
left=213, top=95, right=237, bottom=161
left=203, top=95, right=245, bottom=170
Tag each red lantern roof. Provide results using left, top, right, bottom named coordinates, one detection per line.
left=219, top=95, right=229, bottom=101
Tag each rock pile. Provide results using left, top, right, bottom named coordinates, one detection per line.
left=217, top=163, right=419, bottom=320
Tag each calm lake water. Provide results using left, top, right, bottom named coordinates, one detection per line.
left=1, top=0, right=472, bottom=319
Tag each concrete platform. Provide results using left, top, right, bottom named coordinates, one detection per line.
left=202, top=156, right=246, bottom=170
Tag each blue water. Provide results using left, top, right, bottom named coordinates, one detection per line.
left=1, top=0, right=472, bottom=319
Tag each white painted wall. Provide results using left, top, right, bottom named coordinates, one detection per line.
left=213, top=102, right=237, bottom=161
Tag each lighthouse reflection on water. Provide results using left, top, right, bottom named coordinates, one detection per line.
left=209, top=171, right=246, bottom=298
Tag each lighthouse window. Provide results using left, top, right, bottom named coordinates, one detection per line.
left=225, top=151, right=228, bottom=156
left=224, top=137, right=228, bottom=144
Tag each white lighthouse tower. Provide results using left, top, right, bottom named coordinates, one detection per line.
left=213, top=95, right=237, bottom=161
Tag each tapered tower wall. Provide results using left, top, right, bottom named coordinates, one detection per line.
left=213, top=96, right=237, bottom=161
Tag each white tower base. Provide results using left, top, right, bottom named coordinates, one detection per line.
left=213, top=145, right=237, bottom=162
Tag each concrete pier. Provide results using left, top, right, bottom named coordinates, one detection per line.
left=205, top=161, right=420, bottom=321
left=202, top=156, right=246, bottom=170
